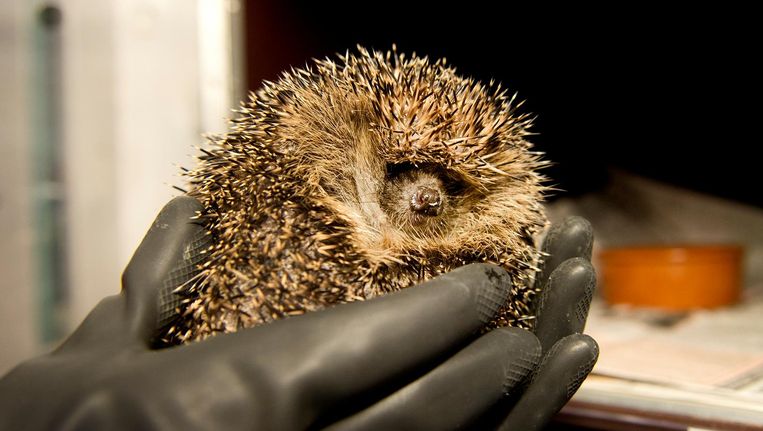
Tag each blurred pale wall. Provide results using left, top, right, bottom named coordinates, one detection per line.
left=0, top=0, right=242, bottom=375
left=1, top=0, right=37, bottom=377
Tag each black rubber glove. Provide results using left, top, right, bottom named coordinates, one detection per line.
left=331, top=217, right=599, bottom=431
left=0, top=197, right=597, bottom=430
left=492, top=217, right=599, bottom=430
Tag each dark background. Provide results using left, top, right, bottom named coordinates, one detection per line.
left=242, top=1, right=758, bottom=207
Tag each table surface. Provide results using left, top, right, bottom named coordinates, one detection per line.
left=551, top=400, right=763, bottom=431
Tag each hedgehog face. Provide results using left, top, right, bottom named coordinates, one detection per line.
left=380, top=164, right=450, bottom=233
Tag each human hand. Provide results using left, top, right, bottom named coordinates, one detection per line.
left=0, top=197, right=597, bottom=430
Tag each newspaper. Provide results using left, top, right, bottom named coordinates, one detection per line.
left=571, top=287, right=763, bottom=426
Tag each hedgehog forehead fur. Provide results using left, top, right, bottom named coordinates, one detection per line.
left=175, top=46, right=549, bottom=343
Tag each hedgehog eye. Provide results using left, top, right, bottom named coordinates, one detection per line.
left=439, top=170, right=469, bottom=197
left=384, top=162, right=417, bottom=180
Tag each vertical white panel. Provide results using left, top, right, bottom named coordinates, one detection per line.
left=112, top=0, right=201, bottom=271
left=60, top=0, right=120, bottom=335
left=198, top=0, right=237, bottom=134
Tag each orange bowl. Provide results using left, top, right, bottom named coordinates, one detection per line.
left=599, top=245, right=743, bottom=310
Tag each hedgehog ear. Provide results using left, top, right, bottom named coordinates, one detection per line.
left=121, top=196, right=209, bottom=347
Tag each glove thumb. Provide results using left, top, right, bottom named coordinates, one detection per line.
left=122, top=196, right=209, bottom=347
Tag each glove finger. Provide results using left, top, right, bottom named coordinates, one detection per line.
left=325, top=327, right=540, bottom=431
left=497, top=334, right=599, bottom=431
left=122, top=196, right=209, bottom=346
left=536, top=216, right=593, bottom=294
left=54, top=295, right=125, bottom=352
left=197, top=263, right=511, bottom=428
left=533, top=258, right=596, bottom=353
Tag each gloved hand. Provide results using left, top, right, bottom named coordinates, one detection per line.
left=486, top=216, right=599, bottom=430
left=0, top=196, right=597, bottom=430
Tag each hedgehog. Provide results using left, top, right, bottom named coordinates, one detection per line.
left=165, top=46, right=548, bottom=344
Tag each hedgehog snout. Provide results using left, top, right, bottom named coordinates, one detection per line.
left=410, top=186, right=443, bottom=216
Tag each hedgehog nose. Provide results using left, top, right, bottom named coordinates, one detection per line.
left=410, top=186, right=443, bottom=216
